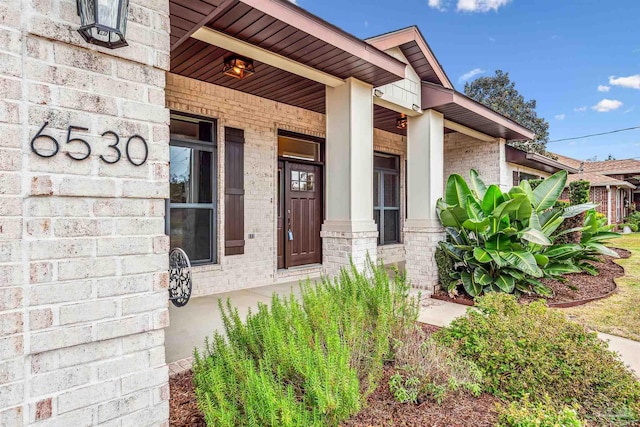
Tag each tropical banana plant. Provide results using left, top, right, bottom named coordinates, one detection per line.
left=436, top=170, right=609, bottom=298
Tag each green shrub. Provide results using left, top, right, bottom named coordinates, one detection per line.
left=497, top=395, right=584, bottom=427
left=434, top=293, right=640, bottom=425
left=528, top=179, right=543, bottom=190
left=621, top=223, right=639, bottom=232
left=569, top=180, right=590, bottom=205
left=436, top=170, right=604, bottom=298
left=625, top=211, right=640, bottom=228
left=193, top=260, right=418, bottom=427
left=435, top=245, right=457, bottom=295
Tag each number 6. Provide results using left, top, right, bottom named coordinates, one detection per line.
left=30, top=122, right=59, bottom=158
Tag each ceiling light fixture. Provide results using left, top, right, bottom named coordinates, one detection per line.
left=223, top=55, right=255, bottom=79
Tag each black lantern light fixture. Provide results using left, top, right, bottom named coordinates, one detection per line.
left=76, top=0, right=130, bottom=49
left=223, top=55, right=255, bottom=79
left=396, top=113, right=407, bottom=130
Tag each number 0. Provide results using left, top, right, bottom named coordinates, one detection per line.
left=125, top=135, right=148, bottom=166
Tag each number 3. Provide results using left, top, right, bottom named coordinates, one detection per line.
left=100, top=131, right=121, bottom=164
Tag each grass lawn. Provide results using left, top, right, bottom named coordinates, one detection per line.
left=563, top=233, right=640, bottom=341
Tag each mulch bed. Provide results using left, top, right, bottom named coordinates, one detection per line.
left=169, top=323, right=501, bottom=427
left=433, top=248, right=630, bottom=308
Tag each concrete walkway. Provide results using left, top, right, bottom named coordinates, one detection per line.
left=165, top=286, right=640, bottom=378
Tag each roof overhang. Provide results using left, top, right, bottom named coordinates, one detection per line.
left=421, top=82, right=534, bottom=141
left=506, top=145, right=579, bottom=174
left=366, top=26, right=453, bottom=89
left=170, top=0, right=406, bottom=90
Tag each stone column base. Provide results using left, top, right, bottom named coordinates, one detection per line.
left=404, top=223, right=446, bottom=294
left=320, top=230, right=378, bottom=278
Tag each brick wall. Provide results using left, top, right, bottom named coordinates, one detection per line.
left=0, top=0, right=170, bottom=425
left=443, top=132, right=502, bottom=187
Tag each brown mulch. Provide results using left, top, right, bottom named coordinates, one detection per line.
left=169, top=370, right=206, bottom=427
left=169, top=323, right=500, bottom=427
left=433, top=248, right=630, bottom=307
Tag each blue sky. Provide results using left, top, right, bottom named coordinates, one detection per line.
left=299, top=0, right=640, bottom=161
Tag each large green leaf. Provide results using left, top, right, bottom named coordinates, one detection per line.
left=481, top=185, right=504, bottom=215
left=473, top=247, right=492, bottom=263
left=585, top=243, right=619, bottom=258
left=461, top=271, right=482, bottom=297
left=486, top=250, right=507, bottom=267
left=519, top=228, right=552, bottom=246
left=462, top=218, right=490, bottom=233
left=466, top=195, right=484, bottom=221
left=473, top=266, right=493, bottom=286
left=582, top=231, right=620, bottom=243
left=531, top=170, right=568, bottom=212
left=534, top=254, right=549, bottom=267
left=439, top=242, right=465, bottom=262
left=486, top=234, right=512, bottom=251
left=562, top=203, right=598, bottom=218
left=492, top=196, right=527, bottom=219
left=520, top=179, right=536, bottom=206
left=543, top=244, right=583, bottom=260
left=544, top=262, right=583, bottom=276
left=445, top=174, right=472, bottom=208
left=469, top=169, right=487, bottom=199
left=494, top=274, right=515, bottom=293
left=438, top=206, right=469, bottom=228
left=513, top=198, right=533, bottom=223
left=501, top=251, right=543, bottom=277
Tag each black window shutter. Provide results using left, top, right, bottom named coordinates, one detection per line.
left=225, top=127, right=245, bottom=256
left=513, top=171, right=520, bottom=186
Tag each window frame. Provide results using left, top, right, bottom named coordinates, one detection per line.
left=373, top=152, right=401, bottom=246
left=168, top=112, right=218, bottom=265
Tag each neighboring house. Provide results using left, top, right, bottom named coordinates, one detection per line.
left=0, top=0, right=536, bottom=424
left=554, top=154, right=638, bottom=224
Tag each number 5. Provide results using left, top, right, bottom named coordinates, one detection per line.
left=65, top=126, right=91, bottom=161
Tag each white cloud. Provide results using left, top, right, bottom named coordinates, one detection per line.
left=609, top=74, right=640, bottom=90
left=457, top=0, right=510, bottom=12
left=573, top=106, right=588, bottom=112
left=597, top=85, right=610, bottom=92
left=428, top=0, right=446, bottom=11
left=459, top=68, right=485, bottom=82
left=428, top=0, right=510, bottom=12
left=591, top=99, right=623, bottom=112
left=554, top=114, right=565, bottom=120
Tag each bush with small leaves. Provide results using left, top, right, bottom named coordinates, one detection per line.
left=434, top=293, right=640, bottom=425
left=497, top=395, right=585, bottom=427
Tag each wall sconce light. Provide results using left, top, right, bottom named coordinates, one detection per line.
left=396, top=114, right=407, bottom=129
left=412, top=104, right=420, bottom=112
left=76, top=0, right=130, bottom=49
left=373, top=88, right=384, bottom=97
left=223, top=55, right=255, bottom=79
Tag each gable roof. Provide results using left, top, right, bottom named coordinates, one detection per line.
left=552, top=153, right=583, bottom=170
left=365, top=26, right=453, bottom=89
left=567, top=172, right=636, bottom=189
left=581, top=159, right=640, bottom=174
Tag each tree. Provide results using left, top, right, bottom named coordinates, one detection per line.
left=605, top=153, right=616, bottom=161
left=464, top=70, right=550, bottom=156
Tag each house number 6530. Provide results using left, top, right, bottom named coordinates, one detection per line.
left=30, top=122, right=149, bottom=166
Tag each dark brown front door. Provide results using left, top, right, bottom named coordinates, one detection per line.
left=279, top=161, right=322, bottom=268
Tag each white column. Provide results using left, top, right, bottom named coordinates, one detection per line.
left=404, top=110, right=446, bottom=292
left=321, top=78, right=378, bottom=276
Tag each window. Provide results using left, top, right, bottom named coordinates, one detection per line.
left=374, top=153, right=400, bottom=245
left=169, top=114, right=217, bottom=264
left=513, top=171, right=540, bottom=186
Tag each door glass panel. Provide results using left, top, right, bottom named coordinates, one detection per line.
left=383, top=174, right=398, bottom=207
left=278, top=136, right=320, bottom=161
left=374, top=210, right=381, bottom=244
left=384, top=210, right=399, bottom=243
left=373, top=172, right=380, bottom=207
left=170, top=208, right=212, bottom=262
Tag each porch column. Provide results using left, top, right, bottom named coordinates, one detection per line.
left=321, top=77, right=378, bottom=277
left=405, top=109, right=446, bottom=292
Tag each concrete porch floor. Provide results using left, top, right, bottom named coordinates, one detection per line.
left=165, top=284, right=640, bottom=378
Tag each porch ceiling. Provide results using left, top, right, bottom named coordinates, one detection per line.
left=373, top=105, right=455, bottom=137
left=170, top=0, right=406, bottom=114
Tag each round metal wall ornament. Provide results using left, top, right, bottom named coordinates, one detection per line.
left=168, top=248, right=192, bottom=307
